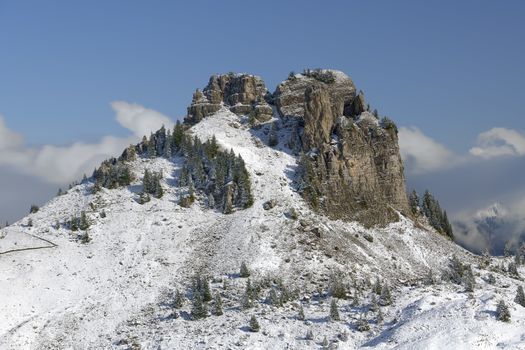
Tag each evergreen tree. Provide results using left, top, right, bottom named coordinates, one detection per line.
left=305, top=329, right=314, bottom=340
left=269, top=288, right=281, bottom=307
left=164, top=131, right=173, bottom=158
left=79, top=211, right=89, bottom=231
left=202, top=277, right=212, bottom=302
left=191, top=291, right=208, bottom=320
left=30, top=205, right=39, bottom=214
left=298, top=304, right=305, bottom=321
left=240, top=261, right=251, bottom=278
left=207, top=193, right=215, bottom=209
left=356, top=314, right=370, bottom=332
left=464, top=267, right=476, bottom=292
left=370, top=294, right=379, bottom=312
left=242, top=279, right=254, bottom=309
left=172, top=120, right=184, bottom=151
left=321, top=336, right=329, bottom=348
left=70, top=216, right=79, bottom=231
left=496, top=299, right=511, bottom=322
left=373, top=279, right=382, bottom=295
left=508, top=262, right=520, bottom=278
left=249, top=315, right=260, bottom=332
left=408, top=190, right=419, bottom=215
left=147, top=133, right=156, bottom=158
left=510, top=285, right=525, bottom=308
left=268, top=122, right=279, bottom=147
left=330, top=299, right=340, bottom=321
left=379, top=284, right=392, bottom=306
left=213, top=293, right=223, bottom=316
left=377, top=309, right=384, bottom=324
left=154, top=177, right=164, bottom=199
left=173, top=289, right=184, bottom=309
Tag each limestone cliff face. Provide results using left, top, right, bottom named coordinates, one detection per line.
left=274, top=70, right=409, bottom=226
left=185, top=73, right=272, bottom=124
left=187, top=69, right=410, bottom=226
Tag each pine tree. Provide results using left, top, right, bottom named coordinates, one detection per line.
left=373, top=279, right=382, bottom=295
left=379, top=284, right=392, bottom=306
left=240, top=261, right=251, bottom=278
left=370, top=294, right=379, bottom=312
left=464, top=266, right=476, bottom=292
left=268, top=122, right=278, bottom=147
left=298, top=304, right=305, bottom=321
left=515, top=286, right=525, bottom=307
left=202, top=277, right=212, bottom=302
left=321, top=336, right=329, bottom=348
left=269, top=288, right=281, bottom=307
left=377, top=309, right=384, bottom=324
left=172, top=120, right=184, bottom=151
left=508, top=262, right=519, bottom=278
left=330, top=299, right=340, bottom=321
left=249, top=315, right=260, bottom=332
left=356, top=314, right=370, bottom=332
left=496, top=299, right=511, bottom=322
left=147, top=133, right=156, bottom=158
left=164, top=131, right=173, bottom=158
left=191, top=291, right=207, bottom=320
left=79, top=211, right=89, bottom=231
left=305, top=329, right=314, bottom=340
left=242, top=279, right=254, bottom=309
left=70, top=216, right=78, bottom=231
left=173, top=289, right=184, bottom=309
left=408, top=190, right=419, bottom=215
left=207, top=193, right=215, bottom=209
left=213, top=293, right=223, bottom=316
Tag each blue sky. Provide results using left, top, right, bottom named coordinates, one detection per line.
left=2, top=1, right=523, bottom=148
left=1, top=0, right=524, bottom=252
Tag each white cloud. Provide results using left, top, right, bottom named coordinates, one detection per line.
left=0, top=115, right=24, bottom=150
left=111, top=101, right=174, bottom=138
left=469, top=127, right=525, bottom=159
left=0, top=103, right=173, bottom=185
left=398, top=126, right=459, bottom=175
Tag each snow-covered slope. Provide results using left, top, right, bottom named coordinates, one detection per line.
left=1, top=109, right=524, bottom=349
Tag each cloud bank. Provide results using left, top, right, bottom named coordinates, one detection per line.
left=399, top=125, right=525, bottom=255
left=0, top=103, right=173, bottom=185
left=398, top=127, right=460, bottom=175
left=399, top=126, right=525, bottom=175
left=469, top=127, right=525, bottom=159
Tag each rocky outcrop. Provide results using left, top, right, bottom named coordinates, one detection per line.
left=274, top=70, right=361, bottom=120
left=187, top=69, right=409, bottom=226
left=274, top=70, right=409, bottom=226
left=185, top=73, right=272, bottom=124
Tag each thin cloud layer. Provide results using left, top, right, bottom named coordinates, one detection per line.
left=111, top=101, right=174, bottom=138
left=0, top=103, right=173, bottom=185
left=0, top=115, right=24, bottom=150
left=469, top=127, right=525, bottom=159
left=398, top=126, right=459, bottom=175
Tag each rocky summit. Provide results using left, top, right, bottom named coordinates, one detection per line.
left=188, top=69, right=409, bottom=226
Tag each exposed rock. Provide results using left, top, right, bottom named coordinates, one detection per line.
left=185, top=73, right=271, bottom=124
left=273, top=70, right=409, bottom=226
left=263, top=199, right=277, bottom=210
left=274, top=70, right=357, bottom=120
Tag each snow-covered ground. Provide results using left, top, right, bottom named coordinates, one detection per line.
left=1, top=109, right=524, bottom=349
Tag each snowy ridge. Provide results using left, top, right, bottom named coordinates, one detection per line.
left=1, top=109, right=524, bottom=349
